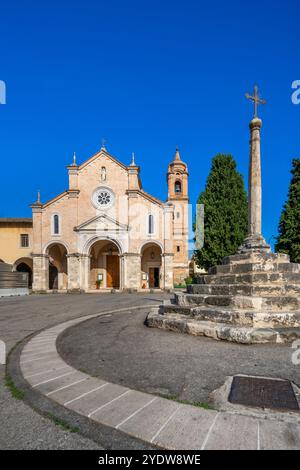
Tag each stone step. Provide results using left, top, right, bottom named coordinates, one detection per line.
left=164, top=303, right=252, bottom=325
left=222, top=252, right=290, bottom=265
left=163, top=303, right=300, bottom=329
left=194, top=272, right=300, bottom=285
left=147, top=309, right=300, bottom=344
left=175, top=293, right=300, bottom=310
left=187, top=283, right=300, bottom=296
left=208, top=262, right=300, bottom=276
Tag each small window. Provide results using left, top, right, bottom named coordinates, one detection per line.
left=177, top=245, right=180, bottom=252
left=177, top=212, right=180, bottom=219
left=175, top=181, right=182, bottom=194
left=148, top=214, right=154, bottom=234
left=101, top=166, right=106, bottom=181
left=20, top=234, right=29, bottom=248
left=53, top=214, right=60, bottom=234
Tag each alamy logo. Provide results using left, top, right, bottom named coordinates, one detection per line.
left=0, top=340, right=6, bottom=365
left=291, top=339, right=300, bottom=365
left=0, top=80, right=6, bottom=104
left=291, top=80, right=300, bottom=105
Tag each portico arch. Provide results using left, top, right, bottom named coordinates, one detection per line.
left=140, top=242, right=162, bottom=289
left=13, top=257, right=33, bottom=288
left=89, top=239, right=121, bottom=290
left=46, top=243, right=68, bottom=290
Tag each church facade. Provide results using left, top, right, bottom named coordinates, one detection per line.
left=29, top=146, right=189, bottom=292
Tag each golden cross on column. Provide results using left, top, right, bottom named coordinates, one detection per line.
left=245, top=85, right=266, bottom=118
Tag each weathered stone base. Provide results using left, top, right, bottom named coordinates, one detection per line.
left=146, top=308, right=300, bottom=344
left=148, top=250, right=300, bottom=344
left=0, top=287, right=29, bottom=297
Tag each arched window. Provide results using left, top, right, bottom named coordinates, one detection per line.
left=148, top=214, right=154, bottom=234
left=175, top=180, right=182, bottom=194
left=53, top=214, right=60, bottom=235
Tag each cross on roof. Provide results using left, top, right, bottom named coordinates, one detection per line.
left=245, top=85, right=266, bottom=118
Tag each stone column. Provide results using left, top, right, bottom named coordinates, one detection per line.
left=80, top=255, right=91, bottom=292
left=123, top=253, right=141, bottom=291
left=249, top=118, right=262, bottom=236
left=239, top=118, right=270, bottom=253
left=67, top=254, right=82, bottom=292
left=32, top=254, right=49, bottom=292
left=161, top=253, right=174, bottom=290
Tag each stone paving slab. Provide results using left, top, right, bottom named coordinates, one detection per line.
left=49, top=377, right=107, bottom=404
left=119, top=397, right=180, bottom=442
left=24, top=366, right=73, bottom=386
left=20, top=352, right=59, bottom=366
left=27, top=366, right=75, bottom=387
left=259, top=419, right=300, bottom=450
left=204, top=412, right=258, bottom=450
left=21, top=349, right=58, bottom=361
left=35, top=370, right=88, bottom=395
left=20, top=358, right=66, bottom=376
left=152, top=405, right=218, bottom=450
left=67, top=382, right=128, bottom=416
left=92, top=389, right=156, bottom=428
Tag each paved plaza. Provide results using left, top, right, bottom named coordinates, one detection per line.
left=1, top=293, right=300, bottom=449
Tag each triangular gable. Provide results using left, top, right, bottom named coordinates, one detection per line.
left=79, top=148, right=128, bottom=172
left=74, top=214, right=129, bottom=232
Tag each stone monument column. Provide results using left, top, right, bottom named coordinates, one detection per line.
left=248, top=117, right=262, bottom=237
left=239, top=86, right=270, bottom=253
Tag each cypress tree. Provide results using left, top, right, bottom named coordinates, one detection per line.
left=275, top=159, right=300, bottom=262
left=195, top=154, right=248, bottom=271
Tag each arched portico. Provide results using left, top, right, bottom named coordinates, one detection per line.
left=140, top=242, right=162, bottom=289
left=46, top=243, right=68, bottom=290
left=13, top=257, right=33, bottom=288
left=89, top=239, right=121, bottom=290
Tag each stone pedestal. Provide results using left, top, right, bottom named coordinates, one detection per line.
left=148, top=251, right=300, bottom=343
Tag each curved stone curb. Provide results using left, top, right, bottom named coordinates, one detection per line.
left=17, top=306, right=300, bottom=450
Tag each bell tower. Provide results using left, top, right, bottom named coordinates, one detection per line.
left=167, top=148, right=189, bottom=285
left=167, top=147, right=188, bottom=201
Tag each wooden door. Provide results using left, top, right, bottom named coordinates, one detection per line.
left=149, top=268, right=155, bottom=288
left=149, top=267, right=159, bottom=288
left=106, top=255, right=120, bottom=288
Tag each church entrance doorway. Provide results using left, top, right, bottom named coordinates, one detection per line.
left=106, top=255, right=120, bottom=288
left=141, top=242, right=162, bottom=289
left=89, top=240, right=120, bottom=290
left=149, top=267, right=160, bottom=288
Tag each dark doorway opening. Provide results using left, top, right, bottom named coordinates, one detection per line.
left=49, top=264, right=58, bottom=290
left=149, top=267, right=160, bottom=288
left=16, top=262, right=32, bottom=288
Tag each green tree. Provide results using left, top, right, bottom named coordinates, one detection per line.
left=195, top=154, right=248, bottom=271
left=275, top=159, right=300, bottom=262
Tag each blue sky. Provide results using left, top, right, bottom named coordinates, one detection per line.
left=0, top=0, right=299, bottom=246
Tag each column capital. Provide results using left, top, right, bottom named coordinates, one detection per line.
left=249, top=117, right=262, bottom=130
